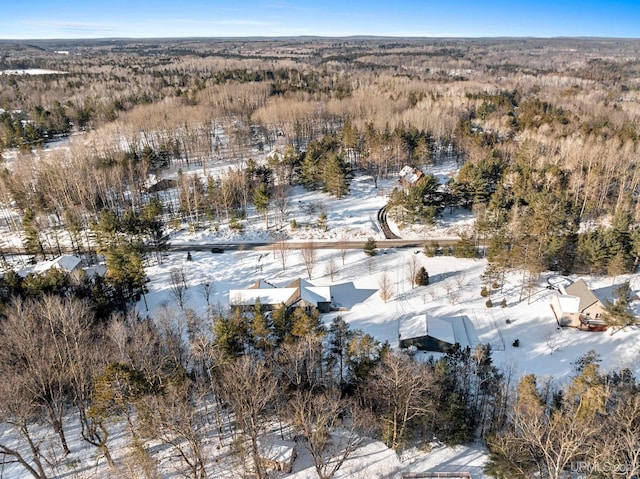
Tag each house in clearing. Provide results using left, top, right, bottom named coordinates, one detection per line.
left=398, top=165, right=424, bottom=187
left=229, top=278, right=332, bottom=314
left=399, top=314, right=472, bottom=353
left=550, top=279, right=608, bottom=331
left=17, top=254, right=82, bottom=278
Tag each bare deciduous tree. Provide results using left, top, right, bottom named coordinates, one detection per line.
left=407, top=255, right=419, bottom=289
left=219, top=356, right=278, bottom=479
left=339, top=233, right=349, bottom=265
left=272, top=184, right=290, bottom=226
left=170, top=267, right=189, bottom=310
left=0, top=379, right=52, bottom=479
left=362, top=352, right=434, bottom=451
left=139, top=381, right=208, bottom=479
left=599, top=391, right=640, bottom=479
left=502, top=375, right=600, bottom=479
left=378, top=271, right=394, bottom=302
left=276, top=234, right=289, bottom=271
left=300, top=242, right=318, bottom=279
left=198, top=280, right=215, bottom=307
left=288, top=388, right=372, bottom=479
left=324, top=257, right=338, bottom=282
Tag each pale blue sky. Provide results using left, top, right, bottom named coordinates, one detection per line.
left=1, top=0, right=639, bottom=39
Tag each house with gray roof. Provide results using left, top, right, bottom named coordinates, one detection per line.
left=550, top=279, right=607, bottom=331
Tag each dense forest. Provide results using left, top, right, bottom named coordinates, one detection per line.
left=1, top=37, right=640, bottom=478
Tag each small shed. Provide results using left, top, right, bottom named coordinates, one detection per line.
left=258, top=438, right=296, bottom=473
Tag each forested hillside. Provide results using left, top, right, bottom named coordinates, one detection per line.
left=2, top=38, right=640, bottom=276
left=1, top=37, right=640, bottom=478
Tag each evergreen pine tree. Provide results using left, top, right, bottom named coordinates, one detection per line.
left=253, top=182, right=270, bottom=227
left=415, top=266, right=430, bottom=286
left=326, top=317, right=354, bottom=385
left=299, top=142, right=322, bottom=190
left=317, top=212, right=327, bottom=231
left=322, top=153, right=350, bottom=198
left=363, top=237, right=378, bottom=257
left=22, top=207, right=45, bottom=260
left=141, top=199, right=168, bottom=265
left=603, top=281, right=637, bottom=334
left=453, top=232, right=477, bottom=258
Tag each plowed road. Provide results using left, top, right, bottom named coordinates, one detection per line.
left=167, top=239, right=460, bottom=252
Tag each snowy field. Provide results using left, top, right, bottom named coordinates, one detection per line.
left=125, top=245, right=640, bottom=479
left=142, top=246, right=640, bottom=385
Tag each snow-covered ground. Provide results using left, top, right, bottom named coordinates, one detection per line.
left=4, top=137, right=640, bottom=478
left=137, top=152, right=640, bottom=384
left=143, top=246, right=640, bottom=383
left=132, top=161, right=640, bottom=478
left=127, top=243, right=640, bottom=479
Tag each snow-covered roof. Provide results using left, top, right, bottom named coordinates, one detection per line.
left=249, top=279, right=276, bottom=289
left=428, top=317, right=456, bottom=344
left=554, top=294, right=581, bottom=314
left=83, top=264, right=107, bottom=277
left=400, top=315, right=427, bottom=339
left=304, top=286, right=331, bottom=303
left=51, top=254, right=82, bottom=272
left=399, top=165, right=423, bottom=185
left=17, top=254, right=81, bottom=277
left=229, top=288, right=296, bottom=307
left=400, top=314, right=456, bottom=345
left=230, top=278, right=332, bottom=308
